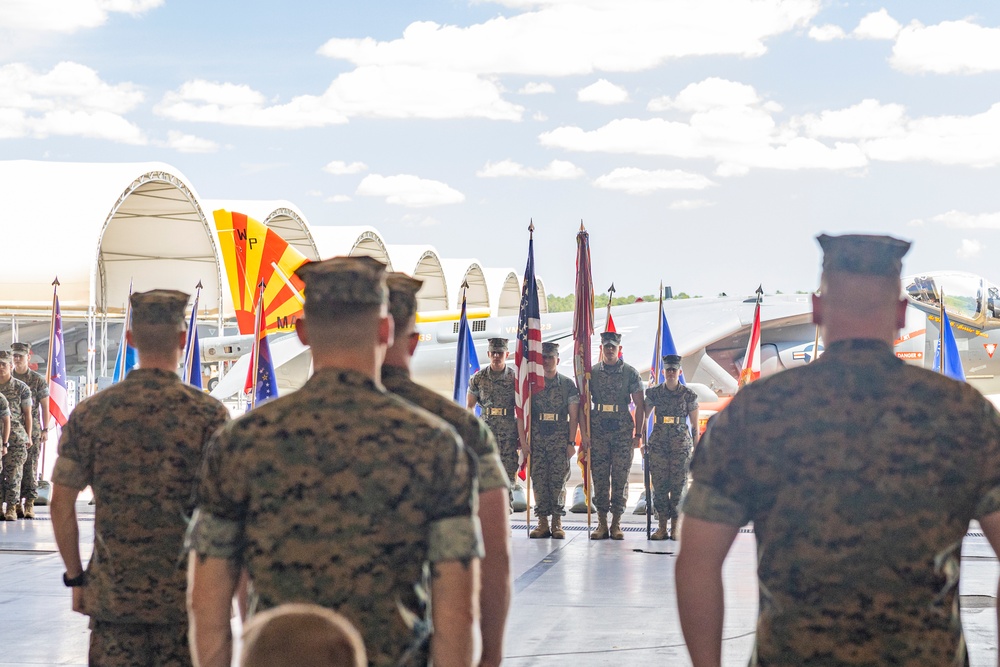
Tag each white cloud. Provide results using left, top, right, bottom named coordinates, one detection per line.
left=670, top=199, right=714, bottom=210
left=957, top=239, right=984, bottom=259
left=656, top=77, right=761, bottom=113
left=325, top=195, right=352, bottom=203
left=0, top=0, right=162, bottom=33
left=519, top=82, right=555, bottom=94
left=797, top=99, right=906, bottom=140
left=592, top=167, right=714, bottom=194
left=0, top=62, right=146, bottom=143
left=852, top=9, right=901, bottom=41
left=323, top=160, right=368, bottom=175
left=926, top=210, right=1000, bottom=230
left=156, top=80, right=344, bottom=128
left=578, top=78, right=629, bottom=105
left=158, top=67, right=523, bottom=126
left=891, top=20, right=1000, bottom=75
left=161, top=130, right=219, bottom=153
left=477, top=159, right=585, bottom=179
left=532, top=111, right=548, bottom=121
left=809, top=24, right=846, bottom=42
left=318, top=1, right=820, bottom=76
left=356, top=174, right=465, bottom=207
left=542, top=79, right=868, bottom=174
left=861, top=102, right=1000, bottom=168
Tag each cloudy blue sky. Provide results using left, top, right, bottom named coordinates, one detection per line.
left=3, top=0, right=1000, bottom=299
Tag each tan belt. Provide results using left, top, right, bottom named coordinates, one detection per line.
left=660, top=416, right=684, bottom=424
left=595, top=404, right=620, bottom=413
left=537, top=413, right=563, bottom=422
left=486, top=408, right=508, bottom=416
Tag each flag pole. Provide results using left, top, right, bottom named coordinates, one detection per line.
left=42, top=278, right=59, bottom=477
left=812, top=324, right=820, bottom=363
left=939, top=289, right=946, bottom=375
left=249, top=280, right=265, bottom=410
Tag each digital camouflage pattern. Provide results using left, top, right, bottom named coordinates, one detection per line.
left=645, top=382, right=698, bottom=520
left=51, top=368, right=230, bottom=625
left=13, top=368, right=48, bottom=501
left=529, top=372, right=578, bottom=516
left=589, top=359, right=642, bottom=515
left=682, top=339, right=1000, bottom=666
left=468, top=365, right=520, bottom=489
left=187, top=368, right=483, bottom=667
left=0, top=376, right=32, bottom=508
left=89, top=619, right=190, bottom=667
left=382, top=364, right=509, bottom=493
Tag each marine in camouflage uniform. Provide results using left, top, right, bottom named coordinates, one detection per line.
left=678, top=234, right=1000, bottom=667
left=527, top=342, right=579, bottom=539
left=468, top=337, right=521, bottom=505
left=382, top=271, right=511, bottom=667
left=588, top=331, right=644, bottom=540
left=12, top=341, right=49, bottom=518
left=643, top=354, right=698, bottom=540
left=0, top=350, right=33, bottom=521
left=187, top=257, right=483, bottom=667
left=50, top=289, right=230, bottom=667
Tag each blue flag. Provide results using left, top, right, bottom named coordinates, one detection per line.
left=933, top=309, right=966, bottom=381
left=453, top=291, right=480, bottom=404
left=646, top=300, right=684, bottom=438
left=252, top=334, right=278, bottom=406
left=114, top=282, right=136, bottom=382
left=182, top=286, right=203, bottom=389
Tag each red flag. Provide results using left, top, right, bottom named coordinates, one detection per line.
left=606, top=313, right=617, bottom=333
left=739, top=286, right=763, bottom=387
left=573, top=225, right=594, bottom=499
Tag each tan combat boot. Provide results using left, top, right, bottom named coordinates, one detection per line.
left=3, top=504, right=17, bottom=521
left=551, top=515, right=565, bottom=540
left=23, top=499, right=35, bottom=519
left=610, top=513, right=625, bottom=540
left=650, top=516, right=669, bottom=540
left=670, top=517, right=679, bottom=541
left=590, top=514, right=609, bottom=540
left=15, top=502, right=24, bottom=519
left=529, top=515, right=551, bottom=539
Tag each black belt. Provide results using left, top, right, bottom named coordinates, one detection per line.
left=658, top=416, right=686, bottom=424
left=485, top=407, right=509, bottom=416
left=536, top=413, right=566, bottom=422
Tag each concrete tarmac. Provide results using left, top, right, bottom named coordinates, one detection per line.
left=3, top=491, right=998, bottom=666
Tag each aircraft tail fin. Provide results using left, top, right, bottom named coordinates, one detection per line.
left=213, top=209, right=308, bottom=335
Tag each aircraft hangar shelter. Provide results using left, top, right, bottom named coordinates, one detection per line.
left=0, top=159, right=539, bottom=390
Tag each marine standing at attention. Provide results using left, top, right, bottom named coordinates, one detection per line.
left=381, top=271, right=511, bottom=667
left=526, top=341, right=582, bottom=540
left=468, top=337, right=523, bottom=507
left=643, top=353, right=699, bottom=540
left=677, top=233, right=1000, bottom=666
left=0, top=350, right=32, bottom=522
left=49, top=289, right=230, bottom=667
left=186, top=256, right=483, bottom=667
left=584, top=331, right=644, bottom=541
left=11, top=341, right=50, bottom=519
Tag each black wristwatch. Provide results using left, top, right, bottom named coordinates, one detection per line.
left=63, top=571, right=87, bottom=587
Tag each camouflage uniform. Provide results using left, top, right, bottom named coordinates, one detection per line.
left=382, top=364, right=510, bottom=495
left=589, top=359, right=642, bottom=515
left=469, top=365, right=520, bottom=492
left=682, top=339, right=1000, bottom=666
left=644, top=382, right=698, bottom=520
left=187, top=368, right=483, bottom=667
left=51, top=367, right=230, bottom=667
left=13, top=366, right=48, bottom=503
left=529, top=372, right=578, bottom=517
left=0, top=375, right=32, bottom=513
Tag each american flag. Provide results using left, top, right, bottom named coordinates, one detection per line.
left=514, top=226, right=545, bottom=437
left=48, top=288, right=69, bottom=426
